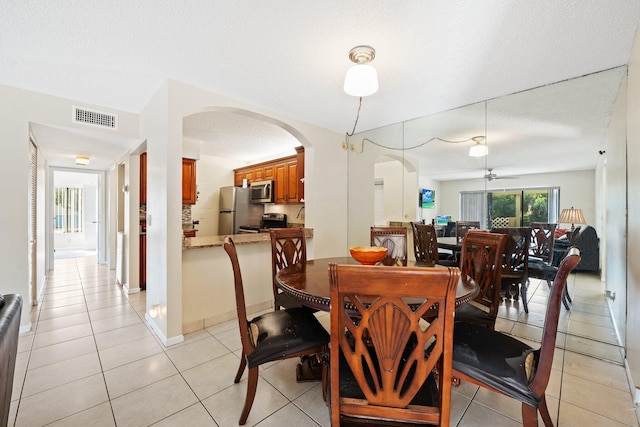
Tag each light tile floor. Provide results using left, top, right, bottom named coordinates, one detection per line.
left=8, top=256, right=640, bottom=426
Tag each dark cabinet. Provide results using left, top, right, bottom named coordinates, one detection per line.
left=140, top=234, right=146, bottom=290
left=140, top=153, right=147, bottom=204
left=182, top=158, right=197, bottom=205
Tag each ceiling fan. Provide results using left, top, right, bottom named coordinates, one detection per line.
left=483, top=168, right=518, bottom=181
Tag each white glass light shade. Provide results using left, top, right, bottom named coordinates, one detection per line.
left=344, top=64, right=379, bottom=97
left=468, top=142, right=488, bottom=157
left=76, top=155, right=90, bottom=166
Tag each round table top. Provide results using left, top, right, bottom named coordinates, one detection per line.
left=275, top=256, right=478, bottom=312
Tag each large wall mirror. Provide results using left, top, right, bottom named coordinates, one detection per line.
left=347, top=66, right=627, bottom=361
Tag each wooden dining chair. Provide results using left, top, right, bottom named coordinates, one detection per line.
left=455, top=221, right=481, bottom=243
left=529, top=223, right=557, bottom=263
left=371, top=226, right=408, bottom=266
left=223, top=237, right=330, bottom=425
left=452, top=247, right=581, bottom=427
left=328, top=263, right=460, bottom=426
left=411, top=222, right=457, bottom=266
left=269, top=227, right=307, bottom=310
left=454, top=230, right=508, bottom=330
left=491, top=227, right=531, bottom=312
left=528, top=223, right=572, bottom=309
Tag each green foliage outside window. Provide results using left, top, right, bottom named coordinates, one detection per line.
left=523, top=192, right=548, bottom=225
left=491, top=194, right=516, bottom=217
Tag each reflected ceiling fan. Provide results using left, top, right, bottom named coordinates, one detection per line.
left=483, top=168, right=518, bottom=181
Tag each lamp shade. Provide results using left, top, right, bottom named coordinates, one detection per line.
left=468, top=142, right=488, bottom=157
left=344, top=64, right=378, bottom=97
left=558, top=207, right=586, bottom=228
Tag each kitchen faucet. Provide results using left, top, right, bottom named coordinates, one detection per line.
left=296, top=205, right=305, bottom=218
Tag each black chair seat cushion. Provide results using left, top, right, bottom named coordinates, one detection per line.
left=0, top=294, right=22, bottom=426
left=247, top=307, right=329, bottom=368
left=525, top=259, right=557, bottom=281
left=336, top=347, right=439, bottom=416
left=452, top=321, right=540, bottom=407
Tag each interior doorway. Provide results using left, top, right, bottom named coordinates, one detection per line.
left=52, top=170, right=101, bottom=259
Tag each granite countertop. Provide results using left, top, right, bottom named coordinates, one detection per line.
left=183, top=228, right=314, bottom=250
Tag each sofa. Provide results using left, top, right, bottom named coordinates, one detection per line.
left=0, top=294, right=22, bottom=426
left=553, top=225, right=599, bottom=272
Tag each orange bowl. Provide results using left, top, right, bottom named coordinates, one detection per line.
left=350, top=246, right=388, bottom=265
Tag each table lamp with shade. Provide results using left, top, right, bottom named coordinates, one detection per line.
left=558, top=207, right=586, bottom=232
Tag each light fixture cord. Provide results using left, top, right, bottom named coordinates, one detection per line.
left=346, top=97, right=363, bottom=137
left=351, top=135, right=480, bottom=154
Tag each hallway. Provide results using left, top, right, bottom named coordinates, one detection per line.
left=8, top=256, right=640, bottom=426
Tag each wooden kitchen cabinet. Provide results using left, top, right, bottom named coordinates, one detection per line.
left=140, top=234, right=146, bottom=290
left=140, top=152, right=147, bottom=204
left=182, top=158, right=197, bottom=205
left=295, top=146, right=304, bottom=202
left=234, top=169, right=253, bottom=186
left=233, top=146, right=304, bottom=204
left=274, top=157, right=299, bottom=204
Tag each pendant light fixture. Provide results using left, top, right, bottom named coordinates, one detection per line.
left=344, top=46, right=379, bottom=97
left=468, top=136, right=488, bottom=157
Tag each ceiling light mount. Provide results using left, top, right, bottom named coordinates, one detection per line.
left=348, top=45, right=376, bottom=65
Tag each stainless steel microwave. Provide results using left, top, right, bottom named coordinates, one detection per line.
left=249, top=180, right=274, bottom=203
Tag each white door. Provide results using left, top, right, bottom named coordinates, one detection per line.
left=83, top=183, right=98, bottom=250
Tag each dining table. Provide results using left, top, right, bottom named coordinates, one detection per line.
left=437, top=236, right=462, bottom=252
left=437, top=236, right=463, bottom=264
left=275, top=256, right=478, bottom=312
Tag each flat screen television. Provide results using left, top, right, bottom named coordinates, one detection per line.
left=436, top=215, right=451, bottom=225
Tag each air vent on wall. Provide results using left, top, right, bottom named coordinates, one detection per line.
left=72, top=106, right=118, bottom=129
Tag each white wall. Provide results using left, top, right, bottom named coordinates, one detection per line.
left=418, top=176, right=442, bottom=224
left=604, top=73, right=628, bottom=350
left=138, top=80, right=346, bottom=344
left=375, top=160, right=418, bottom=224
left=625, top=21, right=640, bottom=399
left=0, top=85, right=139, bottom=330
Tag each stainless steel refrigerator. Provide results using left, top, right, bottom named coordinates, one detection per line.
left=218, top=186, right=264, bottom=235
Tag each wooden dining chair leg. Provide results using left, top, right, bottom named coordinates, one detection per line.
left=234, top=355, right=247, bottom=383
left=239, top=366, right=260, bottom=425
left=520, top=280, right=530, bottom=313
left=554, top=279, right=572, bottom=310
left=537, top=394, right=554, bottom=427
left=564, top=286, right=573, bottom=303
left=522, top=403, right=539, bottom=427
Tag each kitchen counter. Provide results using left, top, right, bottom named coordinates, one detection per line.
left=182, top=228, right=313, bottom=250
left=181, top=227, right=314, bottom=334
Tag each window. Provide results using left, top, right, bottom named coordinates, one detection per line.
left=461, top=187, right=560, bottom=228
left=54, top=187, right=84, bottom=233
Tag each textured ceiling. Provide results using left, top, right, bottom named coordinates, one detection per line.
left=3, top=1, right=640, bottom=174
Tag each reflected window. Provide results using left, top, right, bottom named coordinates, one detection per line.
left=54, top=187, right=84, bottom=233
left=462, top=187, right=559, bottom=228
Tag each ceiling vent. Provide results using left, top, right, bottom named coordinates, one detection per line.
left=72, top=106, right=118, bottom=129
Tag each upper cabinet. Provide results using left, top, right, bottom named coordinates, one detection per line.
left=233, top=146, right=304, bottom=204
left=140, top=152, right=147, bottom=204
left=274, top=157, right=297, bottom=204
left=182, top=158, right=197, bottom=205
